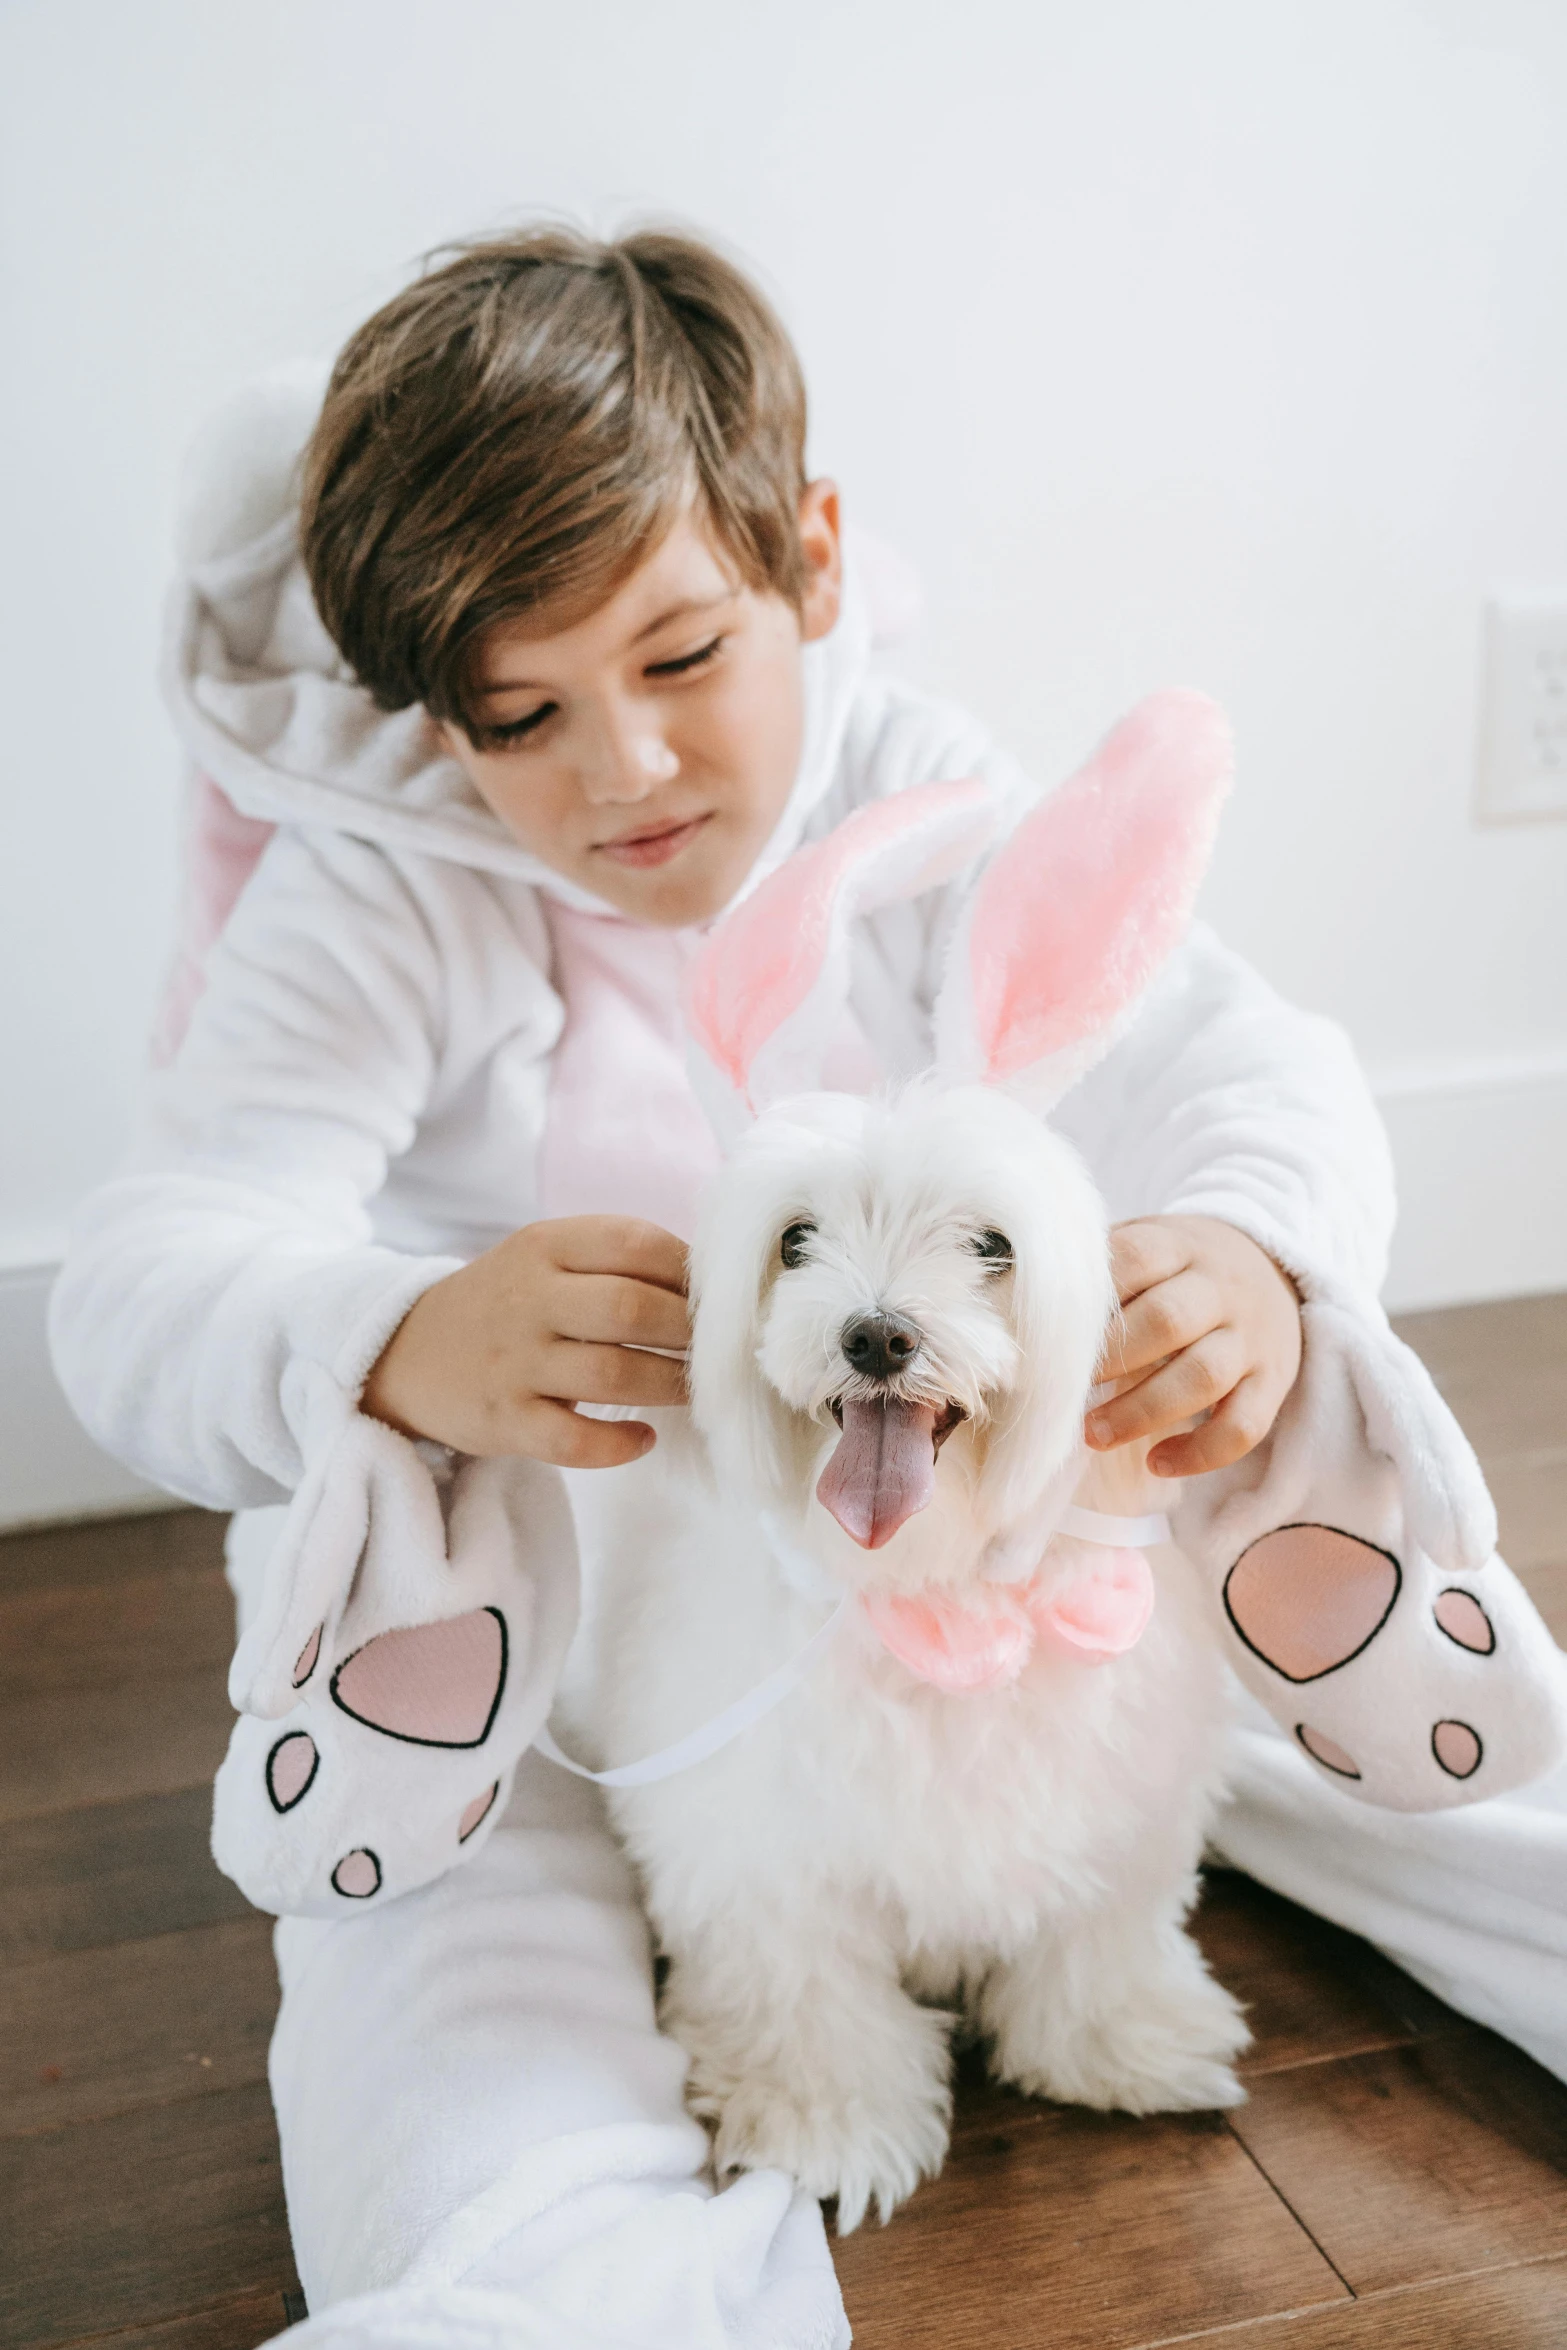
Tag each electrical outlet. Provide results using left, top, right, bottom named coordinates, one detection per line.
left=1476, top=596, right=1567, bottom=823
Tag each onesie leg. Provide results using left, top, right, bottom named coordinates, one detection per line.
left=267, top=1754, right=846, bottom=2346
left=1214, top=1698, right=1567, bottom=2083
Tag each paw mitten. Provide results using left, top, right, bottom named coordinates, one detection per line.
left=212, top=1414, right=579, bottom=1915
left=1173, top=1297, right=1567, bottom=1811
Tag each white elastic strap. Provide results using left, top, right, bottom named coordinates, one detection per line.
left=534, top=1597, right=852, bottom=1789
left=1057, top=1503, right=1172, bottom=1548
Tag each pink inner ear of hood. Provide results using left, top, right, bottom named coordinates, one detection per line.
left=816, top=1397, right=939, bottom=1548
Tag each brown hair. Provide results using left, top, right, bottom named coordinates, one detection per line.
left=299, top=224, right=809, bottom=735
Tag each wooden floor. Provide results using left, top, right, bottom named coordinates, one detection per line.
left=3, top=1296, right=1565, bottom=2350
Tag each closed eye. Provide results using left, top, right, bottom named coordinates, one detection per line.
left=646, top=636, right=723, bottom=679
left=476, top=702, right=556, bottom=749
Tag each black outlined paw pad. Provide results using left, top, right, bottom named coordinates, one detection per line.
left=330, top=1609, right=507, bottom=1746
left=266, top=1731, right=318, bottom=1812
left=331, top=1848, right=382, bottom=1899
left=1434, top=1590, right=1494, bottom=1654
left=1225, top=1526, right=1399, bottom=1683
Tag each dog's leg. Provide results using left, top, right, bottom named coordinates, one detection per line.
left=659, top=1911, right=954, bottom=2232
left=978, top=1895, right=1249, bottom=2114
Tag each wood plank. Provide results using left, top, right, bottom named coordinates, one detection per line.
left=1192, top=1869, right=1457, bottom=2077
left=0, top=1532, right=238, bottom=1824
left=1486, top=1451, right=1567, bottom=1577
left=0, top=1788, right=255, bottom=1969
left=1148, top=2251, right=1567, bottom=2347
left=0, top=1675, right=238, bottom=1827
left=0, top=1510, right=227, bottom=1602
left=0, top=1918, right=277, bottom=2136
left=833, top=2057, right=1346, bottom=2350
left=1519, top=1559, right=1567, bottom=1647
left=42, top=2285, right=296, bottom=2350
left=0, top=1566, right=235, bottom=1698
left=1393, top=1295, right=1567, bottom=1466
left=0, top=2083, right=296, bottom=2347
left=1228, top=2029, right=1567, bottom=2295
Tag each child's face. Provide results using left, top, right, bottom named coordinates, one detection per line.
left=439, top=485, right=842, bottom=927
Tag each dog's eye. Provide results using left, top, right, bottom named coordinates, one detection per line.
left=972, top=1228, right=1013, bottom=1269
left=779, top=1221, right=816, bottom=1269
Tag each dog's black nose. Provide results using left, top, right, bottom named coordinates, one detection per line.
left=840, top=1310, right=921, bottom=1380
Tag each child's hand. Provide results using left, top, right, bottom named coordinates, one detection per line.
left=362, top=1216, right=690, bottom=1468
left=1084, top=1215, right=1302, bottom=1478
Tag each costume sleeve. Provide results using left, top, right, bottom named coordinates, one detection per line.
left=49, top=829, right=553, bottom=1510
left=1049, top=921, right=1395, bottom=1302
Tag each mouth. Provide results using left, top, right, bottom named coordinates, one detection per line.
left=594, top=813, right=713, bottom=870
left=816, top=1395, right=967, bottom=1551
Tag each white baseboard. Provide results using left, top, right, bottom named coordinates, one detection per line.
left=2, top=1054, right=1562, bottom=1527
left=0, top=1261, right=170, bottom=1534
left=1376, top=1050, right=1567, bottom=1313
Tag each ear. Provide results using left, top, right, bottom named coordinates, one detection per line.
left=686, top=1144, right=806, bottom=1501
left=979, top=1112, right=1116, bottom=1526
left=686, top=777, right=997, bottom=1128
left=934, top=691, right=1233, bottom=1112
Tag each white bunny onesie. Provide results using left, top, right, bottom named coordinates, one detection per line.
left=50, top=374, right=1567, bottom=2350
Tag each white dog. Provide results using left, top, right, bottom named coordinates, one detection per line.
left=562, top=696, right=1253, bottom=2231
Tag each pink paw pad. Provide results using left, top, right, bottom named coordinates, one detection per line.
left=292, top=1624, right=323, bottom=1686
left=1433, top=1589, right=1495, bottom=1655
left=458, top=1782, right=500, bottom=1843
left=331, top=1608, right=507, bottom=1748
left=331, top=1849, right=382, bottom=1898
left=1294, top=1723, right=1361, bottom=1779
left=266, top=1731, right=318, bottom=1813
left=1226, top=1525, right=1400, bottom=1682
left=1432, top=1720, right=1483, bottom=1779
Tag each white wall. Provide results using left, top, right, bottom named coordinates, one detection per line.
left=3, top=0, right=1565, bottom=1517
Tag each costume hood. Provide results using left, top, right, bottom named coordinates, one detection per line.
left=161, top=361, right=876, bottom=915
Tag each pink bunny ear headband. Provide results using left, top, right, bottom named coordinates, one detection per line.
left=686, top=688, right=1232, bottom=1128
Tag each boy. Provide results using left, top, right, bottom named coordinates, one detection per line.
left=53, top=227, right=1462, bottom=2347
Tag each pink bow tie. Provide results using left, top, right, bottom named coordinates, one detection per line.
left=860, top=1548, right=1155, bottom=1695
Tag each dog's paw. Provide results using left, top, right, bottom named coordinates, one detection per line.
left=989, top=1940, right=1250, bottom=2116
left=700, top=2058, right=952, bottom=2232
left=671, top=1989, right=954, bottom=2232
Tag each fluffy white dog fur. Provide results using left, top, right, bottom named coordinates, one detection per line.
left=566, top=1078, right=1249, bottom=2232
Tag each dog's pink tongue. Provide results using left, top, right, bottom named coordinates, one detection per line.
left=817, top=1398, right=940, bottom=1549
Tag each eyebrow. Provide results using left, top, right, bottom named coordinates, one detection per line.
left=475, top=593, right=736, bottom=699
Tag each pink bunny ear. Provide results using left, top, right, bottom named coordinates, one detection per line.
left=686, top=777, right=997, bottom=1120
left=934, top=691, right=1233, bottom=1109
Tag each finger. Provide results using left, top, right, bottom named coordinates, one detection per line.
left=554, top=1271, right=692, bottom=1352
left=511, top=1397, right=658, bottom=1470
left=1085, top=1327, right=1245, bottom=1450
left=1148, top=1372, right=1277, bottom=1477
left=545, top=1216, right=690, bottom=1294
left=1098, top=1269, right=1221, bottom=1381
left=543, top=1339, right=690, bottom=1409
left=1108, top=1219, right=1194, bottom=1305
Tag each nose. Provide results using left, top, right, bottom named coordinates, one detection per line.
left=840, top=1310, right=921, bottom=1381
left=580, top=705, right=680, bottom=804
